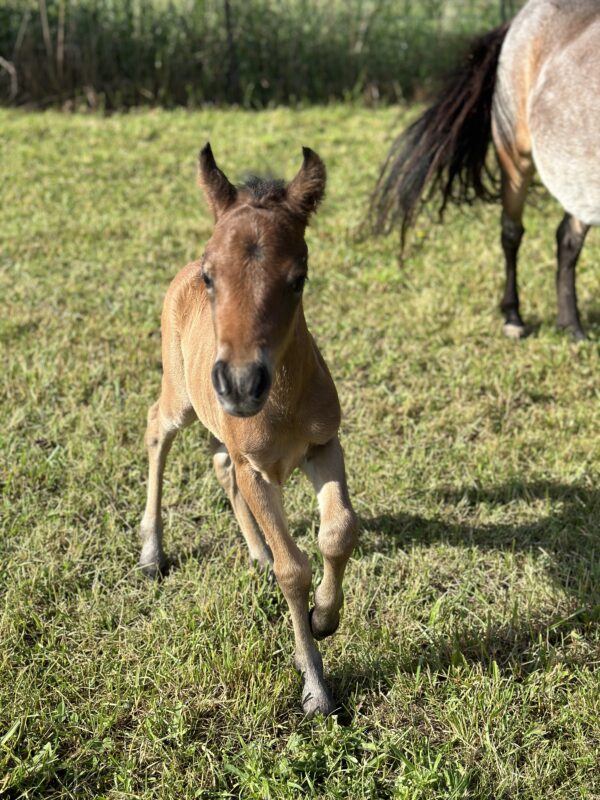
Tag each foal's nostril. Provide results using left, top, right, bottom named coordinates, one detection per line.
left=249, top=364, right=270, bottom=400
left=212, top=360, right=232, bottom=398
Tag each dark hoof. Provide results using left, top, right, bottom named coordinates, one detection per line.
left=557, top=320, right=587, bottom=341
left=570, top=327, right=588, bottom=342
left=309, top=606, right=339, bottom=641
left=138, top=556, right=169, bottom=580
left=301, top=681, right=338, bottom=718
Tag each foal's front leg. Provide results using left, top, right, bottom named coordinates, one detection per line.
left=235, top=461, right=336, bottom=717
left=302, top=436, right=358, bottom=640
left=210, top=436, right=273, bottom=570
left=140, top=399, right=194, bottom=577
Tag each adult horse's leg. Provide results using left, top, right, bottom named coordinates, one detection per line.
left=302, top=437, right=357, bottom=640
left=139, top=396, right=195, bottom=577
left=235, top=462, right=336, bottom=717
left=497, top=155, right=534, bottom=339
left=210, top=437, right=273, bottom=569
left=556, top=213, right=590, bottom=341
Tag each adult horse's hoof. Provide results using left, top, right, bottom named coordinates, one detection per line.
left=301, top=680, right=338, bottom=718
left=569, top=326, right=588, bottom=342
left=309, top=606, right=340, bottom=640
left=557, top=321, right=588, bottom=341
left=503, top=322, right=527, bottom=340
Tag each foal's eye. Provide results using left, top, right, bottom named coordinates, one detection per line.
left=290, top=275, right=307, bottom=293
left=201, top=271, right=214, bottom=290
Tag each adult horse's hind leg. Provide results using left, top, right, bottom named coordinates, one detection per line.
left=210, top=437, right=273, bottom=569
left=302, top=437, right=358, bottom=641
left=497, top=153, right=534, bottom=339
left=140, top=396, right=195, bottom=577
left=556, top=213, right=590, bottom=341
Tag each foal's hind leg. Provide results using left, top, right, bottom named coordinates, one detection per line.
left=497, top=154, right=534, bottom=339
left=556, top=214, right=590, bottom=341
left=140, top=396, right=195, bottom=577
left=210, top=437, right=273, bottom=569
left=302, top=437, right=358, bottom=641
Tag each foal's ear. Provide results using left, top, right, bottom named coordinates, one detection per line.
left=286, top=147, right=326, bottom=222
left=198, top=142, right=237, bottom=220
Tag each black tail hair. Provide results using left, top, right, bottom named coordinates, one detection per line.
left=368, top=22, right=510, bottom=252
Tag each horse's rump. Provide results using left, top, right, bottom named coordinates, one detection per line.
left=528, top=20, right=600, bottom=225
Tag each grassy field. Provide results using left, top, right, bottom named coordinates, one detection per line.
left=1, top=106, right=600, bottom=798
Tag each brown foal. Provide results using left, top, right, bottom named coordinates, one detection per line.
left=140, top=144, right=358, bottom=716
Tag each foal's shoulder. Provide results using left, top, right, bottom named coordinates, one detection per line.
left=167, top=259, right=204, bottom=297
left=162, top=260, right=209, bottom=328
left=303, top=334, right=342, bottom=443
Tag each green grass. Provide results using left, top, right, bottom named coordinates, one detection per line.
left=1, top=106, right=599, bottom=798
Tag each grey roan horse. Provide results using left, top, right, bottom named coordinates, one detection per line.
left=369, top=0, right=600, bottom=341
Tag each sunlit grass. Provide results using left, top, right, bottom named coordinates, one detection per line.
left=1, top=106, right=599, bottom=798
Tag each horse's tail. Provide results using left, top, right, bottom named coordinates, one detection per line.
left=368, top=22, right=511, bottom=251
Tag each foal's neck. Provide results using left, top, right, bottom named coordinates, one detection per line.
left=272, top=306, right=317, bottom=404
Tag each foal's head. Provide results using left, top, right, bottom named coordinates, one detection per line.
left=198, top=143, right=326, bottom=418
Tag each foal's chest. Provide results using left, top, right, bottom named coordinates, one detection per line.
left=245, top=444, right=307, bottom=485
left=238, top=420, right=310, bottom=485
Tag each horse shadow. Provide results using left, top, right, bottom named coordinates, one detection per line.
left=160, top=477, right=599, bottom=718
left=326, top=480, right=600, bottom=708
left=358, top=479, right=599, bottom=555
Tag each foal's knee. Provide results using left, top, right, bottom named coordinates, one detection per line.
left=212, top=449, right=233, bottom=493
left=318, top=508, right=358, bottom=562
left=144, top=402, right=177, bottom=452
left=144, top=402, right=161, bottom=449
left=274, top=548, right=312, bottom=599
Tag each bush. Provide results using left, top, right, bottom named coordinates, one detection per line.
left=0, top=0, right=520, bottom=109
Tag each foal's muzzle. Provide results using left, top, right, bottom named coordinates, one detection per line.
left=211, top=359, right=272, bottom=417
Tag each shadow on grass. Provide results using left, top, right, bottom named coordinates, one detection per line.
left=359, top=479, right=600, bottom=562
left=331, top=606, right=596, bottom=717
left=325, top=480, right=600, bottom=711
left=156, top=480, right=599, bottom=720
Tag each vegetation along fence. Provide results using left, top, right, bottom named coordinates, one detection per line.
left=0, top=1, right=521, bottom=109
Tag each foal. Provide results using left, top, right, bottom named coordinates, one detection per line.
left=139, top=144, right=357, bottom=717
left=369, top=0, right=600, bottom=340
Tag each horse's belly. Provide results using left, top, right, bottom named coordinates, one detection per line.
left=534, top=152, right=600, bottom=226
left=532, top=130, right=600, bottom=225
left=529, top=21, right=600, bottom=225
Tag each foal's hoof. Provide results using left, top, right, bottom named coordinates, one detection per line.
left=309, top=606, right=340, bottom=641
left=138, top=554, right=169, bottom=580
left=301, top=681, right=338, bottom=719
left=251, top=557, right=275, bottom=582
left=503, top=322, right=527, bottom=340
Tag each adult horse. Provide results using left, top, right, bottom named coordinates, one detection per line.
left=369, top=0, right=600, bottom=340
left=139, top=144, right=357, bottom=717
